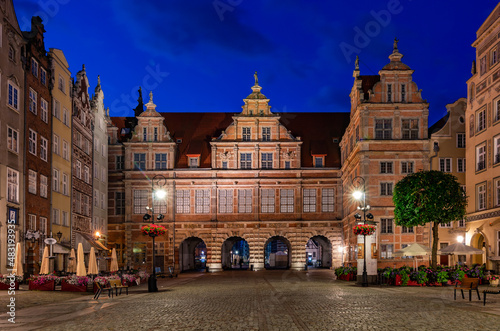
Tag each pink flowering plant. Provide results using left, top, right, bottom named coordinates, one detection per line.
left=135, top=270, right=149, bottom=282
left=28, top=274, right=60, bottom=286
left=487, top=274, right=499, bottom=281
left=122, top=274, right=137, bottom=284
left=93, top=276, right=109, bottom=287
left=141, top=224, right=167, bottom=237
left=65, top=275, right=92, bottom=286
left=0, top=274, right=23, bottom=284
left=353, top=224, right=376, bottom=236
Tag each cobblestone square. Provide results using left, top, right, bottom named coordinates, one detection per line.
left=2, top=270, right=500, bottom=331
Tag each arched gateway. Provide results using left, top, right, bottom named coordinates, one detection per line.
left=179, top=237, right=207, bottom=272
left=264, top=236, right=292, bottom=269
left=222, top=237, right=250, bottom=270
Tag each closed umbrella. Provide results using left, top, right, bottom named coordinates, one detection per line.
left=110, top=248, right=119, bottom=272
left=39, top=246, right=50, bottom=274
left=67, top=248, right=76, bottom=273
left=87, top=247, right=98, bottom=275
left=76, top=243, right=86, bottom=276
left=437, top=243, right=483, bottom=255
left=12, top=242, right=23, bottom=276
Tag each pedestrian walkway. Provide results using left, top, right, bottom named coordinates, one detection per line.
left=1, top=270, right=500, bottom=330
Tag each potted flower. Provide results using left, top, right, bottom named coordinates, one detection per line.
left=0, top=274, right=22, bottom=290
left=62, top=275, right=91, bottom=292
left=352, top=224, right=376, bottom=236
left=135, top=271, right=149, bottom=284
left=28, top=275, right=59, bottom=291
left=141, top=224, right=167, bottom=237
left=122, top=274, right=138, bottom=286
left=487, top=275, right=499, bottom=287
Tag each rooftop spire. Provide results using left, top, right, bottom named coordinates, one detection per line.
left=393, top=37, right=399, bottom=53
left=254, top=71, right=259, bottom=86
left=149, top=91, right=153, bottom=103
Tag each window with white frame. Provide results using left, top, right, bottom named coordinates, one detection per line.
left=53, top=209, right=60, bottom=225
left=261, top=189, right=275, bottom=213
left=40, top=175, right=48, bottom=198
left=116, top=192, right=125, bottom=215
left=29, top=170, right=37, bottom=194
left=29, top=129, right=37, bottom=155
left=101, top=192, right=106, bottom=209
left=53, top=99, right=60, bottom=119
left=303, top=189, right=316, bottom=213
left=440, top=222, right=452, bottom=228
left=380, top=182, right=393, bottom=196
left=458, top=219, right=465, bottom=228
left=76, top=160, right=81, bottom=179
left=242, top=127, right=251, bottom=141
left=28, top=214, right=36, bottom=231
left=94, top=161, right=99, bottom=178
left=195, top=189, right=210, bottom=214
left=53, top=168, right=59, bottom=192
left=176, top=190, right=190, bottom=213
left=380, top=218, right=393, bottom=233
left=7, top=168, right=19, bottom=203
left=314, top=156, right=324, bottom=168
left=457, top=133, right=466, bottom=148
left=31, top=58, right=38, bottom=77
left=240, top=153, right=252, bottom=169
left=7, top=127, right=19, bottom=153
left=280, top=189, right=294, bottom=213
left=41, top=98, right=48, bottom=123
left=491, top=47, right=498, bottom=67
left=477, top=183, right=486, bottom=211
left=380, top=162, right=393, bottom=174
left=41, top=68, right=46, bottom=85
left=375, top=119, right=392, bottom=139
left=401, top=119, right=418, bottom=139
left=322, top=188, right=335, bottom=212
left=53, top=134, right=59, bottom=155
left=29, top=88, right=37, bottom=114
left=7, top=81, right=19, bottom=110
left=401, top=161, right=414, bottom=174
left=477, top=108, right=486, bottom=132
left=63, top=107, right=69, bottom=126
left=188, top=156, right=199, bottom=168
left=476, top=144, right=486, bottom=171
left=62, top=211, right=69, bottom=226
left=94, top=189, right=98, bottom=207
left=262, top=127, right=271, bottom=141
left=457, top=158, right=466, bottom=173
left=238, top=189, right=252, bottom=213
left=133, top=190, right=148, bottom=214
left=219, top=189, right=233, bottom=213
left=101, top=165, right=106, bottom=182
left=439, top=158, right=452, bottom=172
left=58, top=75, right=65, bottom=92
left=40, top=137, right=48, bottom=161
left=84, top=166, right=89, bottom=183
left=380, top=244, right=393, bottom=259
left=402, top=225, right=414, bottom=233
left=62, top=173, right=68, bottom=196
left=261, top=153, right=273, bottom=169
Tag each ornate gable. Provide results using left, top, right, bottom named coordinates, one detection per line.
left=131, top=91, right=172, bottom=143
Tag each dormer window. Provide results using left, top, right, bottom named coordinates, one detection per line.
left=262, top=127, right=271, bottom=141
left=242, top=127, right=251, bottom=141
left=387, top=84, right=392, bottom=102
left=188, top=155, right=200, bottom=168
left=313, top=155, right=324, bottom=168
left=176, top=138, right=183, bottom=144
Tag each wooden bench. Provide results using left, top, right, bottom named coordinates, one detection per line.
left=483, top=289, right=500, bottom=305
left=108, top=279, right=128, bottom=297
left=93, top=282, right=113, bottom=300
left=454, top=278, right=480, bottom=301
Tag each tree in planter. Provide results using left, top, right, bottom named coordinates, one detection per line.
left=393, top=171, right=467, bottom=269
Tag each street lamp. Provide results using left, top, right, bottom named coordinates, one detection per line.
left=144, top=174, right=167, bottom=293
left=352, top=176, right=374, bottom=287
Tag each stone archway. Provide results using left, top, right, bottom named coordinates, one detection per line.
left=471, top=233, right=486, bottom=266
left=179, top=237, right=207, bottom=272
left=306, top=235, right=332, bottom=269
left=264, top=236, right=291, bottom=269
left=221, top=236, right=250, bottom=270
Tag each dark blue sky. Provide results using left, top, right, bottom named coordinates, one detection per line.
left=14, top=0, right=497, bottom=126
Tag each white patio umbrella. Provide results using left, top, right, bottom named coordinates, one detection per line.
left=76, top=243, right=87, bottom=276
left=87, top=247, right=98, bottom=275
left=394, top=243, right=432, bottom=270
left=110, top=248, right=119, bottom=272
left=437, top=242, right=483, bottom=255
left=39, top=246, right=50, bottom=274
left=67, top=248, right=76, bottom=273
left=12, top=242, right=23, bottom=276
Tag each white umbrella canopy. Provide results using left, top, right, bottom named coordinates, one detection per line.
left=394, top=243, right=431, bottom=257
left=67, top=248, right=76, bottom=273
left=87, top=247, right=98, bottom=275
left=39, top=246, right=50, bottom=274
left=110, top=248, right=119, bottom=272
left=438, top=242, right=483, bottom=255
left=76, top=243, right=87, bottom=277
left=12, top=242, right=23, bottom=276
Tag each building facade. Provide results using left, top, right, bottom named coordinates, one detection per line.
left=465, top=2, right=500, bottom=273
left=0, top=0, right=25, bottom=275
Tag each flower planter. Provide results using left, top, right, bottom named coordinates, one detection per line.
left=490, top=279, right=499, bottom=287
left=391, top=275, right=402, bottom=286
left=29, top=280, right=55, bottom=291
left=61, top=280, right=87, bottom=292
left=407, top=280, right=422, bottom=286
left=0, top=281, right=19, bottom=290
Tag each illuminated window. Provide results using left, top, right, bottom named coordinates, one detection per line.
left=242, top=127, right=251, bottom=141
left=261, top=153, right=273, bottom=169
left=176, top=190, right=190, bottom=214
left=29, top=170, right=37, bottom=195
left=219, top=189, right=233, bottom=213
left=261, top=189, right=275, bottom=213
left=380, top=244, right=393, bottom=259
left=402, top=119, right=418, bottom=139
left=375, top=119, right=392, bottom=139
left=280, top=189, right=294, bottom=213
left=238, top=189, right=252, bottom=213
left=321, top=188, right=334, bottom=212
left=195, top=189, right=210, bottom=213
left=262, top=127, right=271, bottom=141
left=303, top=189, right=316, bottom=213
left=477, top=183, right=486, bottom=211
left=476, top=144, right=486, bottom=171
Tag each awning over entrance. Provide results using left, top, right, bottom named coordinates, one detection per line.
left=74, top=232, right=110, bottom=253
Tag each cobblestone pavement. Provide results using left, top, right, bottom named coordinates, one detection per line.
left=2, top=270, right=500, bottom=331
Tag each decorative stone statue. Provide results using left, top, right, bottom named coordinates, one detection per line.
left=254, top=71, right=258, bottom=86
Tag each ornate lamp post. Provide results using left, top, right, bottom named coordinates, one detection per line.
left=352, top=176, right=374, bottom=287
left=144, top=174, right=167, bottom=293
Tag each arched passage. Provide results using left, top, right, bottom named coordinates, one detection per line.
left=306, top=236, right=332, bottom=269
left=264, top=236, right=291, bottom=269
left=471, top=233, right=486, bottom=265
left=221, top=237, right=250, bottom=270
left=179, top=237, right=207, bottom=272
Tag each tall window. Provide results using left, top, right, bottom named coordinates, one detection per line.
left=7, top=168, right=19, bottom=203
left=58, top=75, right=65, bottom=92
left=7, top=81, right=19, bottom=110
left=53, top=99, right=60, bottom=119
left=75, top=192, right=81, bottom=214
left=261, top=189, right=275, bottom=213
left=240, top=153, right=252, bottom=169
left=53, top=134, right=60, bottom=155
left=7, top=127, right=19, bottom=153
left=401, top=84, right=406, bottom=102
left=495, top=136, right=500, bottom=165
left=458, top=219, right=465, bottom=228
left=476, top=144, right=486, bottom=171
left=457, top=158, right=466, bottom=172
left=76, top=160, right=81, bottom=179
left=380, top=244, right=393, bottom=259
left=439, top=158, right=452, bottom=172
left=29, top=129, right=37, bottom=155
left=63, top=108, right=69, bottom=126
left=155, top=153, right=168, bottom=170
left=53, top=208, right=61, bottom=225
left=116, top=155, right=124, bottom=170
left=40, top=217, right=47, bottom=235
left=28, top=214, right=36, bottom=231
left=402, top=226, right=414, bottom=233
left=401, top=119, right=418, bottom=139
left=387, top=84, right=392, bottom=102
left=285, top=161, right=291, bottom=169
left=143, top=127, right=147, bottom=141
left=219, top=189, right=233, bottom=213
left=84, top=166, right=90, bottom=183
left=29, top=88, right=37, bottom=114
left=40, top=137, right=48, bottom=161
left=375, top=119, right=392, bottom=139
left=133, top=190, right=148, bottom=214
left=242, top=127, right=251, bottom=141
left=62, top=173, right=68, bottom=195
left=238, top=189, right=252, bottom=213
left=457, top=133, right=466, bottom=148
left=94, top=189, right=99, bottom=207
left=303, top=189, right=316, bottom=213
left=40, top=175, right=48, bottom=198
left=380, top=218, right=393, bottom=234
left=480, top=56, right=487, bottom=75
left=176, top=190, right=190, bottom=214
left=62, top=211, right=69, bottom=226
left=134, top=153, right=146, bottom=170
left=322, top=188, right=335, bottom=212
left=380, top=183, right=393, bottom=196
left=41, top=98, right=48, bottom=123
left=262, top=127, right=271, bottom=141
left=477, top=183, right=486, bottom=211
left=41, top=68, right=47, bottom=85
left=29, top=170, right=37, bottom=194
left=195, top=189, right=210, bottom=214
left=53, top=168, right=59, bottom=192
left=116, top=192, right=125, bottom=215
left=491, top=47, right=498, bottom=67
left=280, top=189, right=294, bottom=213
left=31, top=58, right=38, bottom=77
left=401, top=161, right=414, bottom=174
left=261, top=153, right=273, bottom=169
left=154, top=127, right=158, bottom=142
left=477, top=108, right=486, bottom=132
left=94, top=161, right=99, bottom=179
left=495, top=98, right=500, bottom=122
left=380, top=162, right=393, bottom=174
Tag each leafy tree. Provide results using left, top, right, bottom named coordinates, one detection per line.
left=393, top=170, right=467, bottom=269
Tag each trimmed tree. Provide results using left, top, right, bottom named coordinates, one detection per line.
left=393, top=170, right=467, bottom=269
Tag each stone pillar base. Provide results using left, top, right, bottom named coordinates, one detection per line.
left=356, top=274, right=378, bottom=285
left=291, top=262, right=307, bottom=271
left=251, top=262, right=264, bottom=271
left=207, top=263, right=222, bottom=273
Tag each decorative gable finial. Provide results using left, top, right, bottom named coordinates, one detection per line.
left=97, top=75, right=101, bottom=86
left=254, top=71, right=258, bottom=86
left=393, top=37, right=399, bottom=52
left=355, top=56, right=359, bottom=70
left=149, top=91, right=153, bottom=103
